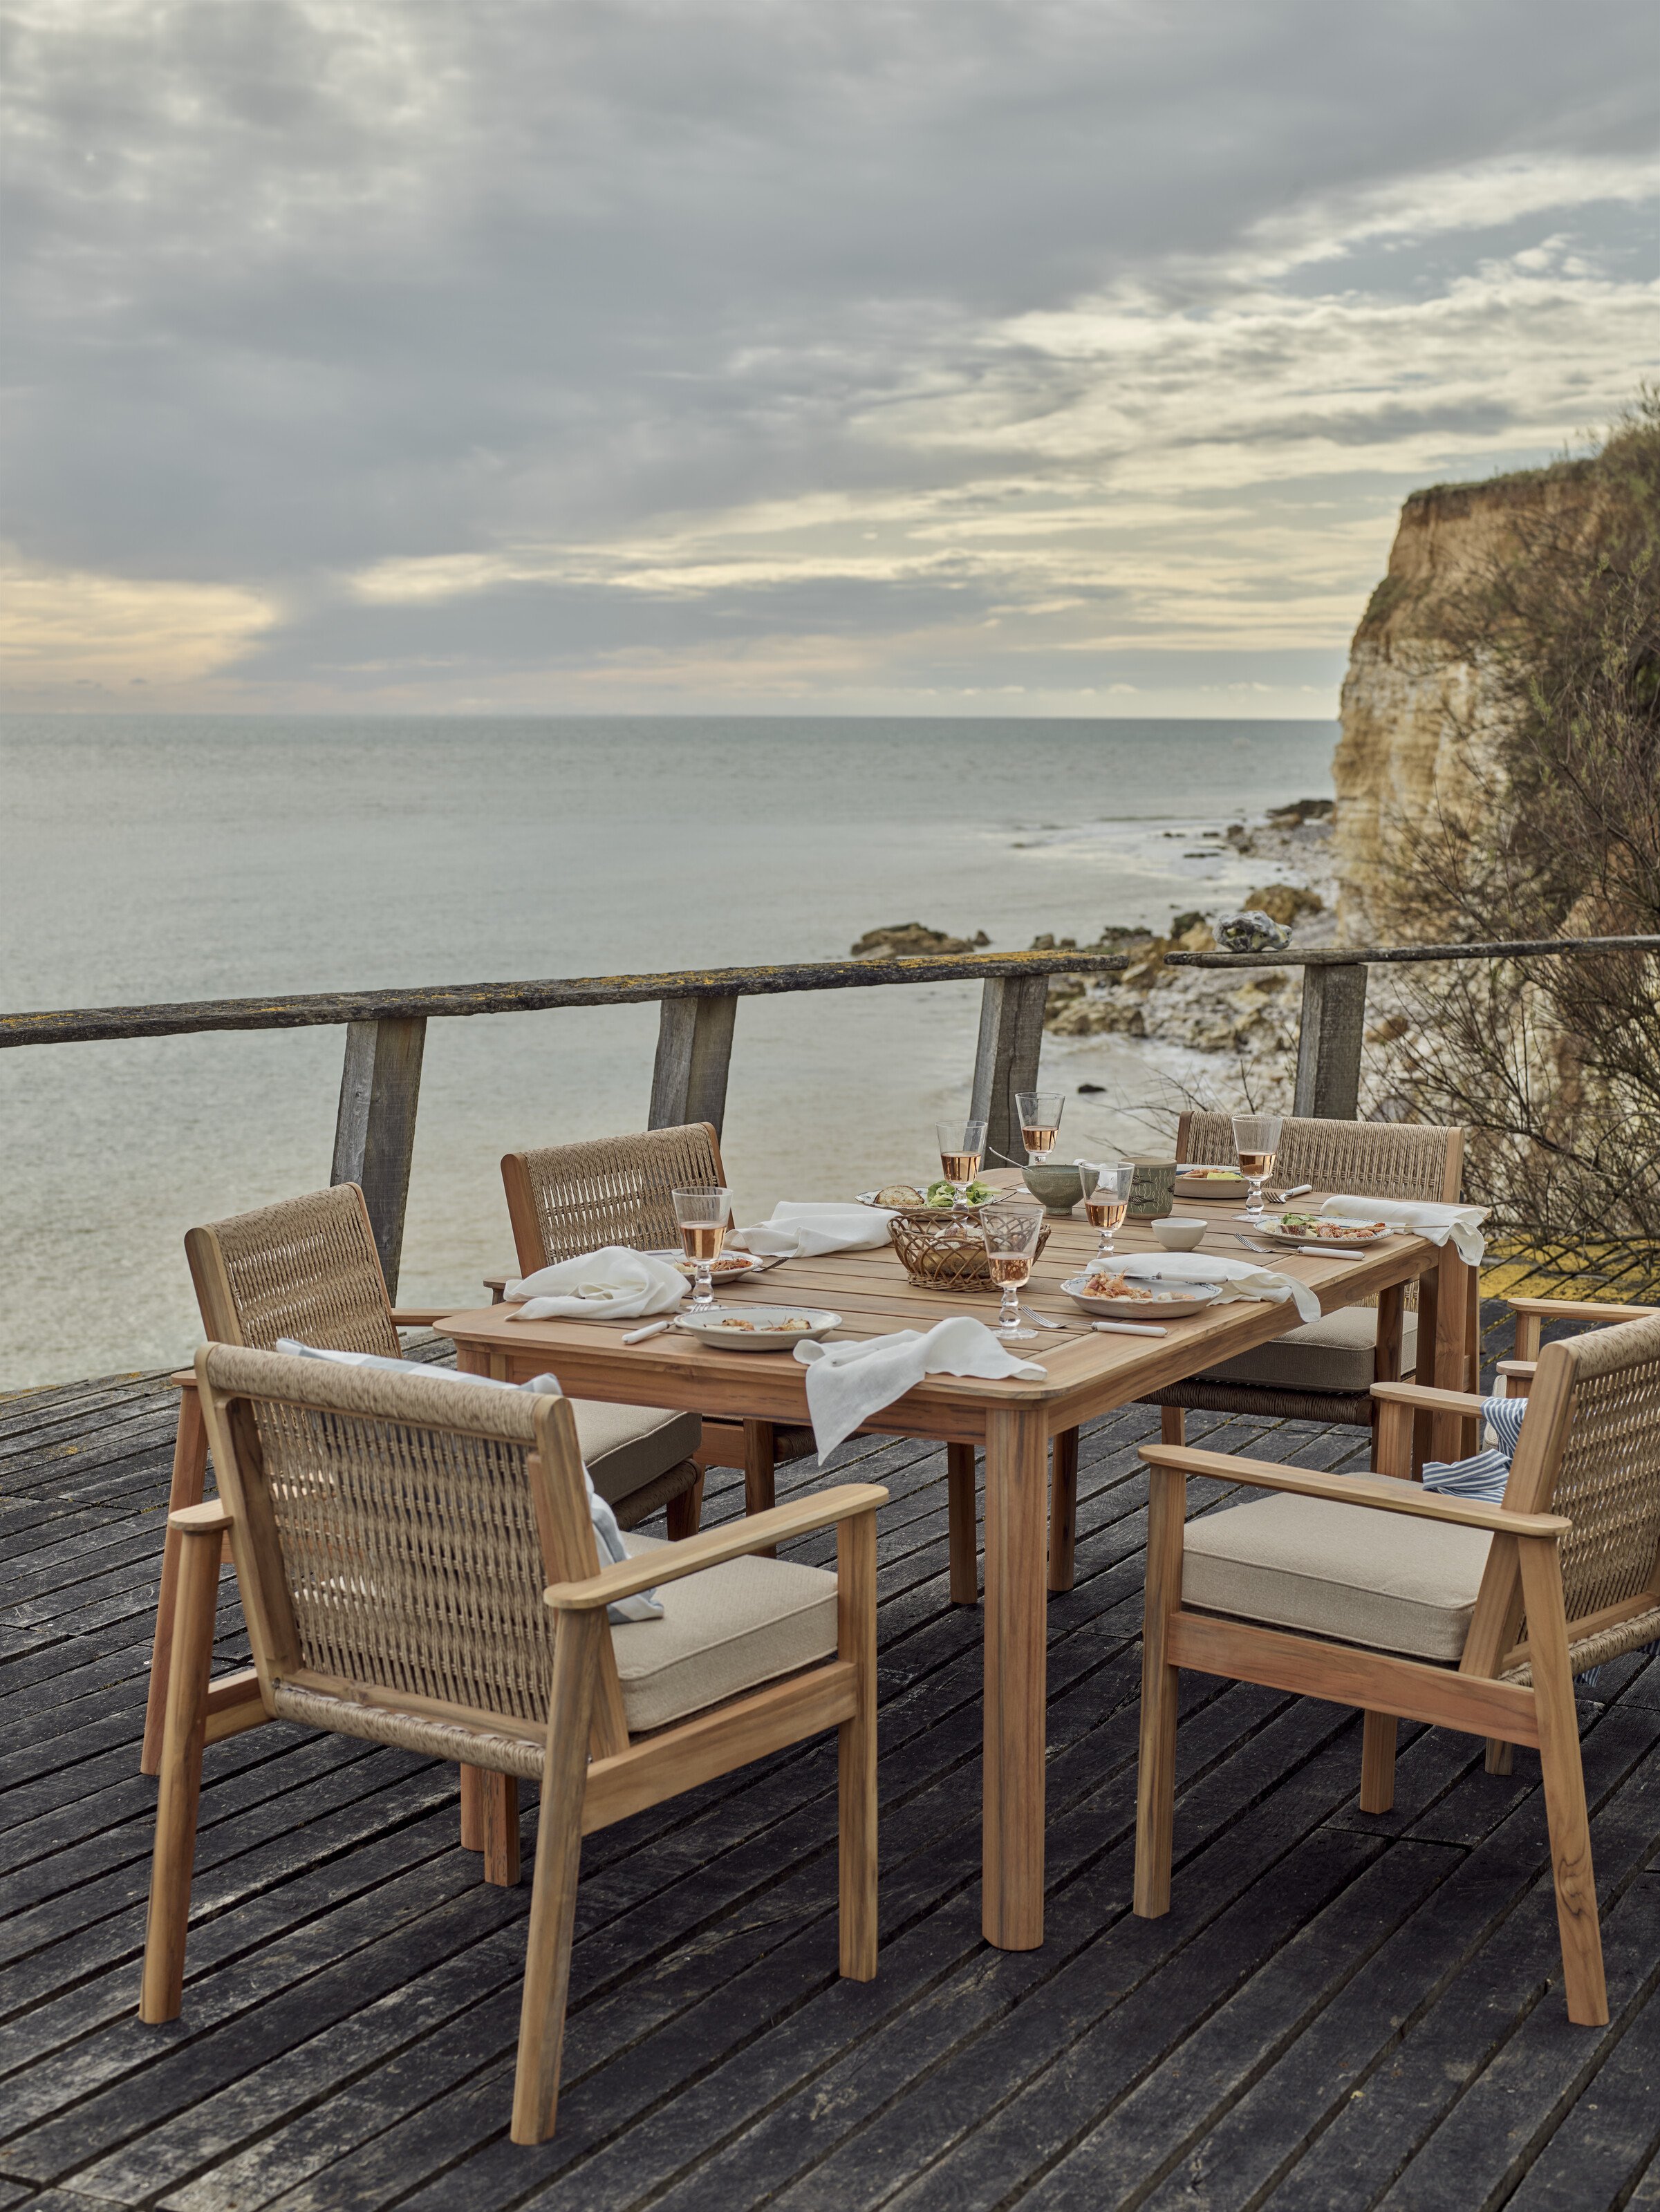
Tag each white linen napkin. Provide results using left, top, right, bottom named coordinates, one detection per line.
left=1318, top=1195, right=1488, bottom=1266
left=727, top=1201, right=897, bottom=1259
left=794, top=1314, right=1045, bottom=1459
left=504, top=1246, right=687, bottom=1320
left=1115, top=1251, right=1323, bottom=1327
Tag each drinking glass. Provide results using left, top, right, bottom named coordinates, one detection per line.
left=934, top=1121, right=988, bottom=1215
left=978, top=1202, right=1045, bottom=1340
left=671, top=1185, right=731, bottom=1312
left=1015, top=1091, right=1064, bottom=1165
left=1231, top=1114, right=1282, bottom=1221
left=1081, top=1161, right=1135, bottom=1262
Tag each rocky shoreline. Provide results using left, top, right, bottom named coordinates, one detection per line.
left=850, top=799, right=1339, bottom=1103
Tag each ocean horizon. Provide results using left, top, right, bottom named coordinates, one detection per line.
left=0, top=713, right=1337, bottom=1387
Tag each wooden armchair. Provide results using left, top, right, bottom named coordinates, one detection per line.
left=502, top=1123, right=996, bottom=1606
left=1132, top=1312, right=1660, bottom=2027
left=1496, top=1295, right=1660, bottom=1398
left=142, top=1345, right=883, bottom=2144
left=144, top=1182, right=705, bottom=1873
left=1044, top=1114, right=1473, bottom=1597
left=501, top=1123, right=825, bottom=1526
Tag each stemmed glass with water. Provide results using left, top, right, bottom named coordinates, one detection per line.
left=1231, top=1114, right=1282, bottom=1223
left=1015, top=1091, right=1063, bottom=1165
left=1081, top=1162, right=1136, bottom=1262
left=671, top=1185, right=730, bottom=1313
left=978, top=1201, right=1045, bottom=1340
left=935, top=1120, right=987, bottom=1217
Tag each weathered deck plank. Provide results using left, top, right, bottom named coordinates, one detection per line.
left=1, top=1316, right=1657, bottom=2211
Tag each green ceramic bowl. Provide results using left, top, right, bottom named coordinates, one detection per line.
left=1020, top=1161, right=1099, bottom=1213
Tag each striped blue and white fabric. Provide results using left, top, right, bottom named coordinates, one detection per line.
left=1420, top=1393, right=1527, bottom=1503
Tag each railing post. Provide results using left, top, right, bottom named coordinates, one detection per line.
left=1294, top=964, right=1368, bottom=1119
left=649, top=994, right=738, bottom=1136
left=331, top=1017, right=427, bottom=1294
left=969, top=974, right=1050, bottom=1168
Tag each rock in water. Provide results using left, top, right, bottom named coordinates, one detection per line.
left=1215, top=910, right=1294, bottom=953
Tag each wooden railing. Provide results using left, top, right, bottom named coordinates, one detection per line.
left=0, top=950, right=1127, bottom=1293
left=1166, top=935, right=1660, bottom=1119
left=8, top=931, right=1653, bottom=1297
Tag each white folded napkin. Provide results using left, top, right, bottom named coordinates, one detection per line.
left=1115, top=1251, right=1323, bottom=1327
left=794, top=1314, right=1045, bottom=1459
left=727, top=1201, right=897, bottom=1259
left=504, top=1246, right=687, bottom=1320
left=1318, top=1195, right=1488, bottom=1266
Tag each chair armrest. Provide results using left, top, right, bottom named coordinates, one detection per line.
left=170, top=1367, right=198, bottom=1391
left=170, top=1500, right=234, bottom=1535
left=1370, top=1380, right=1489, bottom=1416
left=1495, top=1360, right=1536, bottom=1382
left=1139, top=1443, right=1568, bottom=1537
left=390, top=1308, right=456, bottom=1330
left=543, top=1483, right=888, bottom=1610
left=1507, top=1295, right=1657, bottom=1323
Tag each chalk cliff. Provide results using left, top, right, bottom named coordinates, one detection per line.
left=1332, top=465, right=1596, bottom=938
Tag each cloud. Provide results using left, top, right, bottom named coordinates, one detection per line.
left=0, top=547, right=275, bottom=692
left=3, top=0, right=1659, bottom=709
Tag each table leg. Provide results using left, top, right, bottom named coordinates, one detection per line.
left=982, top=1406, right=1047, bottom=1951
left=1047, top=1430, right=1077, bottom=1595
left=1431, top=1246, right=1474, bottom=1463
left=947, top=1443, right=979, bottom=1604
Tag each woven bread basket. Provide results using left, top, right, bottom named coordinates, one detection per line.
left=886, top=1207, right=1052, bottom=1293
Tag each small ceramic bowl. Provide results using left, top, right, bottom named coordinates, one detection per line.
left=1153, top=1217, right=1208, bottom=1253
left=1020, top=1161, right=1099, bottom=1213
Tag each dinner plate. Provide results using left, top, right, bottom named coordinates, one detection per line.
left=673, top=1304, right=841, bottom=1351
left=1173, top=1165, right=1249, bottom=1201
left=1061, top=1273, right=1224, bottom=1321
left=1245, top=1215, right=1394, bottom=1253
left=645, top=1248, right=776, bottom=1284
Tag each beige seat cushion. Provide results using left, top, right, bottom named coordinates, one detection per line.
left=1183, top=1479, right=1490, bottom=1660
left=573, top=1400, right=701, bottom=1507
left=610, top=1535, right=838, bottom=1732
left=1200, top=1304, right=1417, bottom=1394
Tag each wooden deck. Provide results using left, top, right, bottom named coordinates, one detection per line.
left=3, top=1316, right=1659, bottom=2211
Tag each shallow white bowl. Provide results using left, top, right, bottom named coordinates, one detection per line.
left=1153, top=1217, right=1208, bottom=1252
left=673, top=1304, right=841, bottom=1351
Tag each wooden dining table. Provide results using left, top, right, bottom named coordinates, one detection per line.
left=438, top=1183, right=1473, bottom=1952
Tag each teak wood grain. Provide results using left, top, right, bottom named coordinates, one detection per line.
left=440, top=1182, right=1469, bottom=1951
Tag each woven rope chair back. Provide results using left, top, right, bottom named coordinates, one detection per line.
left=204, top=1344, right=585, bottom=1725
left=1179, top=1113, right=1461, bottom=1204
left=188, top=1186, right=400, bottom=1359
left=504, top=1123, right=725, bottom=1271
left=1531, top=1313, right=1660, bottom=1630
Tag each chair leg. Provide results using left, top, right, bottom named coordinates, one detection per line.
left=460, top=1767, right=521, bottom=1885
left=1486, top=1738, right=1515, bottom=1776
left=1134, top=1465, right=1185, bottom=1918
left=745, top=1421, right=777, bottom=1559
left=139, top=1519, right=221, bottom=2023
left=142, top=1385, right=209, bottom=1777
left=1359, top=1712, right=1397, bottom=1813
left=946, top=1442, right=978, bottom=1604
left=512, top=1611, right=600, bottom=2146
left=1518, top=1536, right=1607, bottom=2025
left=837, top=1509, right=879, bottom=1981
left=1048, top=1427, right=1079, bottom=1594
left=1160, top=1406, right=1185, bottom=1447
left=666, top=1471, right=705, bottom=1541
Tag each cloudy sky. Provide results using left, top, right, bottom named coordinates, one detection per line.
left=3, top=0, right=1659, bottom=718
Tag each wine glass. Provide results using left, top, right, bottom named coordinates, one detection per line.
left=1081, top=1161, right=1135, bottom=1262
left=1015, top=1091, right=1063, bottom=1165
left=934, top=1120, right=987, bottom=1217
left=1231, top=1114, right=1282, bottom=1223
left=978, top=1202, right=1045, bottom=1340
left=671, top=1185, right=730, bottom=1313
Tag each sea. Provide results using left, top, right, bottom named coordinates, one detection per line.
left=0, top=715, right=1336, bottom=1389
